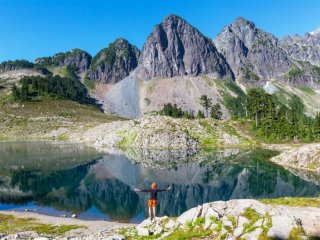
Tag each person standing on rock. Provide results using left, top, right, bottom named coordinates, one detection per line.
left=134, top=182, right=171, bottom=220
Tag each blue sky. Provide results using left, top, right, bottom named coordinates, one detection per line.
left=1, top=0, right=320, bottom=62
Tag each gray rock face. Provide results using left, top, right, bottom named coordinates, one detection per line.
left=214, top=17, right=292, bottom=86
left=281, top=30, right=320, bottom=66
left=36, top=49, right=92, bottom=74
left=137, top=14, right=234, bottom=80
left=87, top=38, right=140, bottom=84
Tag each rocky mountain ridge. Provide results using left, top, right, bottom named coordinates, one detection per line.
left=215, top=17, right=320, bottom=88
left=1, top=15, right=320, bottom=119
left=136, top=14, right=234, bottom=80
left=86, top=38, right=140, bottom=84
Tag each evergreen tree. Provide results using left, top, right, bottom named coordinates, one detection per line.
left=197, top=110, right=205, bottom=118
left=210, top=103, right=223, bottom=120
left=199, top=95, right=212, bottom=118
left=11, top=84, right=20, bottom=100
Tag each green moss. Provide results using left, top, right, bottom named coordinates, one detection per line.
left=215, top=220, right=223, bottom=232
left=289, top=227, right=304, bottom=240
left=117, top=130, right=137, bottom=147
left=57, top=134, right=69, bottom=141
left=261, top=197, right=320, bottom=208
left=164, top=227, right=213, bottom=240
left=193, top=217, right=205, bottom=226
left=228, top=216, right=237, bottom=229
left=242, top=208, right=260, bottom=233
left=0, top=214, right=83, bottom=236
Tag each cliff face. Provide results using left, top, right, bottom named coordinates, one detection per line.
left=214, top=17, right=292, bottom=86
left=136, top=15, right=234, bottom=80
left=87, top=38, right=140, bottom=84
left=281, top=30, right=320, bottom=66
left=214, top=17, right=320, bottom=87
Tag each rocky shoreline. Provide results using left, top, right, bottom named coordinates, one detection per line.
left=270, top=143, right=320, bottom=172
left=71, top=115, right=253, bottom=150
left=1, top=199, right=319, bottom=240
left=121, top=199, right=320, bottom=239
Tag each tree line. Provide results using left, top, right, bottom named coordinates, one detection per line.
left=160, top=95, right=223, bottom=120
left=246, top=88, right=320, bottom=141
left=11, top=75, right=92, bottom=104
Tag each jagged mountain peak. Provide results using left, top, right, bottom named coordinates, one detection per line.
left=215, top=17, right=294, bottom=86
left=136, top=14, right=234, bottom=80
left=87, top=38, right=140, bottom=84
left=233, top=16, right=256, bottom=28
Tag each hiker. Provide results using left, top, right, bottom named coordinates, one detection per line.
left=134, top=182, right=171, bottom=220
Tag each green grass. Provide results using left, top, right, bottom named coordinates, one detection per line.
left=164, top=227, right=214, bottom=240
left=297, top=86, right=316, bottom=96
left=0, top=214, right=83, bottom=237
left=242, top=208, right=260, bottom=234
left=0, top=91, right=122, bottom=140
left=261, top=197, right=320, bottom=208
left=288, top=227, right=304, bottom=240
left=117, top=130, right=138, bottom=147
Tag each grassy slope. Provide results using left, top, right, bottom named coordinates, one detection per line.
left=0, top=87, right=122, bottom=140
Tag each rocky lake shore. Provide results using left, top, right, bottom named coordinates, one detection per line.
left=1, top=198, right=319, bottom=240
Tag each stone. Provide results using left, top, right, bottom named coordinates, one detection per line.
left=221, top=216, right=233, bottom=228
left=210, top=223, right=218, bottom=230
left=153, top=224, right=164, bottom=235
left=204, top=207, right=220, bottom=220
left=267, top=215, right=297, bottom=239
left=200, top=203, right=210, bottom=218
left=237, top=216, right=249, bottom=227
left=177, top=205, right=202, bottom=225
left=106, top=234, right=125, bottom=240
left=204, top=218, right=211, bottom=230
left=15, top=231, right=39, bottom=239
left=138, top=218, right=153, bottom=228
left=136, top=227, right=150, bottom=237
left=233, top=226, right=244, bottom=238
left=254, top=219, right=263, bottom=228
left=226, top=233, right=236, bottom=240
left=241, top=227, right=263, bottom=240
left=165, top=219, right=177, bottom=230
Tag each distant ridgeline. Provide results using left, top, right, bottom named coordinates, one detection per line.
left=0, top=59, right=49, bottom=74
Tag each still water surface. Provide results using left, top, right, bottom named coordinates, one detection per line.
left=0, top=142, right=319, bottom=223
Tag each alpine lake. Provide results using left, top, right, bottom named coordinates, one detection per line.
left=0, top=142, right=319, bottom=223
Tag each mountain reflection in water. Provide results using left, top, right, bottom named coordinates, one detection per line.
left=0, top=142, right=320, bottom=223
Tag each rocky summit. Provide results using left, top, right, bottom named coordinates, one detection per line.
left=36, top=49, right=92, bottom=74
left=281, top=29, right=320, bottom=66
left=87, top=38, right=140, bottom=84
left=215, top=17, right=320, bottom=88
left=136, top=14, right=234, bottom=80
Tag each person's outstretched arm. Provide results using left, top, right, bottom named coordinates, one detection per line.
left=134, top=188, right=151, bottom=192
left=158, top=186, right=172, bottom=192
